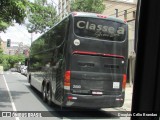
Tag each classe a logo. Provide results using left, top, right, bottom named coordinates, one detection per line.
left=76, top=21, right=125, bottom=34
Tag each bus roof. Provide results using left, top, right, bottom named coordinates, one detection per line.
left=70, top=12, right=127, bottom=24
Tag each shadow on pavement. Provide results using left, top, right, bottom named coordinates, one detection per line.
left=25, top=84, right=120, bottom=119
left=0, top=88, right=30, bottom=103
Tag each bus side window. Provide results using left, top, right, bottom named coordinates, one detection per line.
left=52, top=48, right=58, bottom=64
left=53, top=18, right=69, bottom=66
left=48, top=29, right=56, bottom=49
left=55, top=18, right=69, bottom=47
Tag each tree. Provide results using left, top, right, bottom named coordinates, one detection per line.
left=27, top=0, right=57, bottom=33
left=8, top=55, right=25, bottom=68
left=0, top=38, right=3, bottom=64
left=0, top=54, right=25, bottom=70
left=0, top=0, right=32, bottom=32
left=70, top=0, right=105, bottom=13
left=0, top=41, right=3, bottom=54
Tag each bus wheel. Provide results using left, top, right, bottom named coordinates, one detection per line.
left=28, top=74, right=32, bottom=87
left=46, top=85, right=52, bottom=106
left=42, top=84, right=47, bottom=102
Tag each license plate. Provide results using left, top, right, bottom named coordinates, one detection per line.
left=92, top=91, right=103, bottom=95
left=113, top=82, right=120, bottom=89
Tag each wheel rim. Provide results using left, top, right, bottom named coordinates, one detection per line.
left=47, top=89, right=51, bottom=101
left=43, top=86, right=46, bottom=99
left=47, top=90, right=49, bottom=100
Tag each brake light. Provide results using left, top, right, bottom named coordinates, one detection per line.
left=73, top=51, right=97, bottom=55
left=97, top=14, right=107, bottom=18
left=72, top=50, right=125, bottom=59
left=122, top=74, right=127, bottom=89
left=68, top=96, right=73, bottom=100
left=72, top=12, right=77, bottom=16
left=124, top=19, right=127, bottom=23
left=68, top=96, right=77, bottom=100
left=64, top=71, right=71, bottom=87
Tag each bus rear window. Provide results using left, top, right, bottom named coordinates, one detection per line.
left=74, top=17, right=127, bottom=41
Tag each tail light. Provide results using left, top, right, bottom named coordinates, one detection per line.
left=124, top=19, right=127, bottom=23
left=72, top=12, right=77, bottom=16
left=97, top=14, right=107, bottom=18
left=122, top=74, right=127, bottom=90
left=64, top=71, right=71, bottom=89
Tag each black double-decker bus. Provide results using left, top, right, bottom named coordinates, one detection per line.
left=27, top=12, right=128, bottom=108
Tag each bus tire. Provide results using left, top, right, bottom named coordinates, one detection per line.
left=46, top=83, right=52, bottom=106
left=28, top=74, right=33, bottom=88
left=30, top=82, right=33, bottom=88
left=42, top=83, right=47, bottom=102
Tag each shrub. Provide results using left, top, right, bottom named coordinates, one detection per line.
left=0, top=54, right=25, bottom=71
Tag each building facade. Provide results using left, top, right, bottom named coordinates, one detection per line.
left=58, top=0, right=71, bottom=20
left=0, top=37, right=29, bottom=56
left=103, top=0, right=136, bottom=21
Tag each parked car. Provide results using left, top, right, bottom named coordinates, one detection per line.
left=14, top=63, right=21, bottom=72
left=19, top=65, right=25, bottom=73
left=10, top=68, right=17, bottom=72
left=21, top=66, right=27, bottom=76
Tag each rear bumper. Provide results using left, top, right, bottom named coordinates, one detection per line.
left=63, top=92, right=125, bottom=108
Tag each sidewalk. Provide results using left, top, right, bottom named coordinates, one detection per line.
left=0, top=66, right=3, bottom=74
left=122, top=83, right=133, bottom=111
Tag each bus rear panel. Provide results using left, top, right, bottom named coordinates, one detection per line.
left=63, top=13, right=128, bottom=108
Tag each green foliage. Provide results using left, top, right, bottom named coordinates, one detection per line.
left=2, top=59, right=10, bottom=71
left=1, top=55, right=10, bottom=71
left=0, top=54, right=25, bottom=71
left=0, top=54, right=3, bottom=64
left=0, top=21, right=10, bottom=32
left=8, top=55, right=25, bottom=68
left=0, top=0, right=32, bottom=31
left=27, top=0, right=57, bottom=33
left=0, top=49, right=3, bottom=54
left=0, top=42, right=3, bottom=54
left=30, top=38, right=45, bottom=55
left=70, top=0, right=105, bottom=13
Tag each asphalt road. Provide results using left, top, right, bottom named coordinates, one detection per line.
left=0, top=71, right=132, bottom=120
